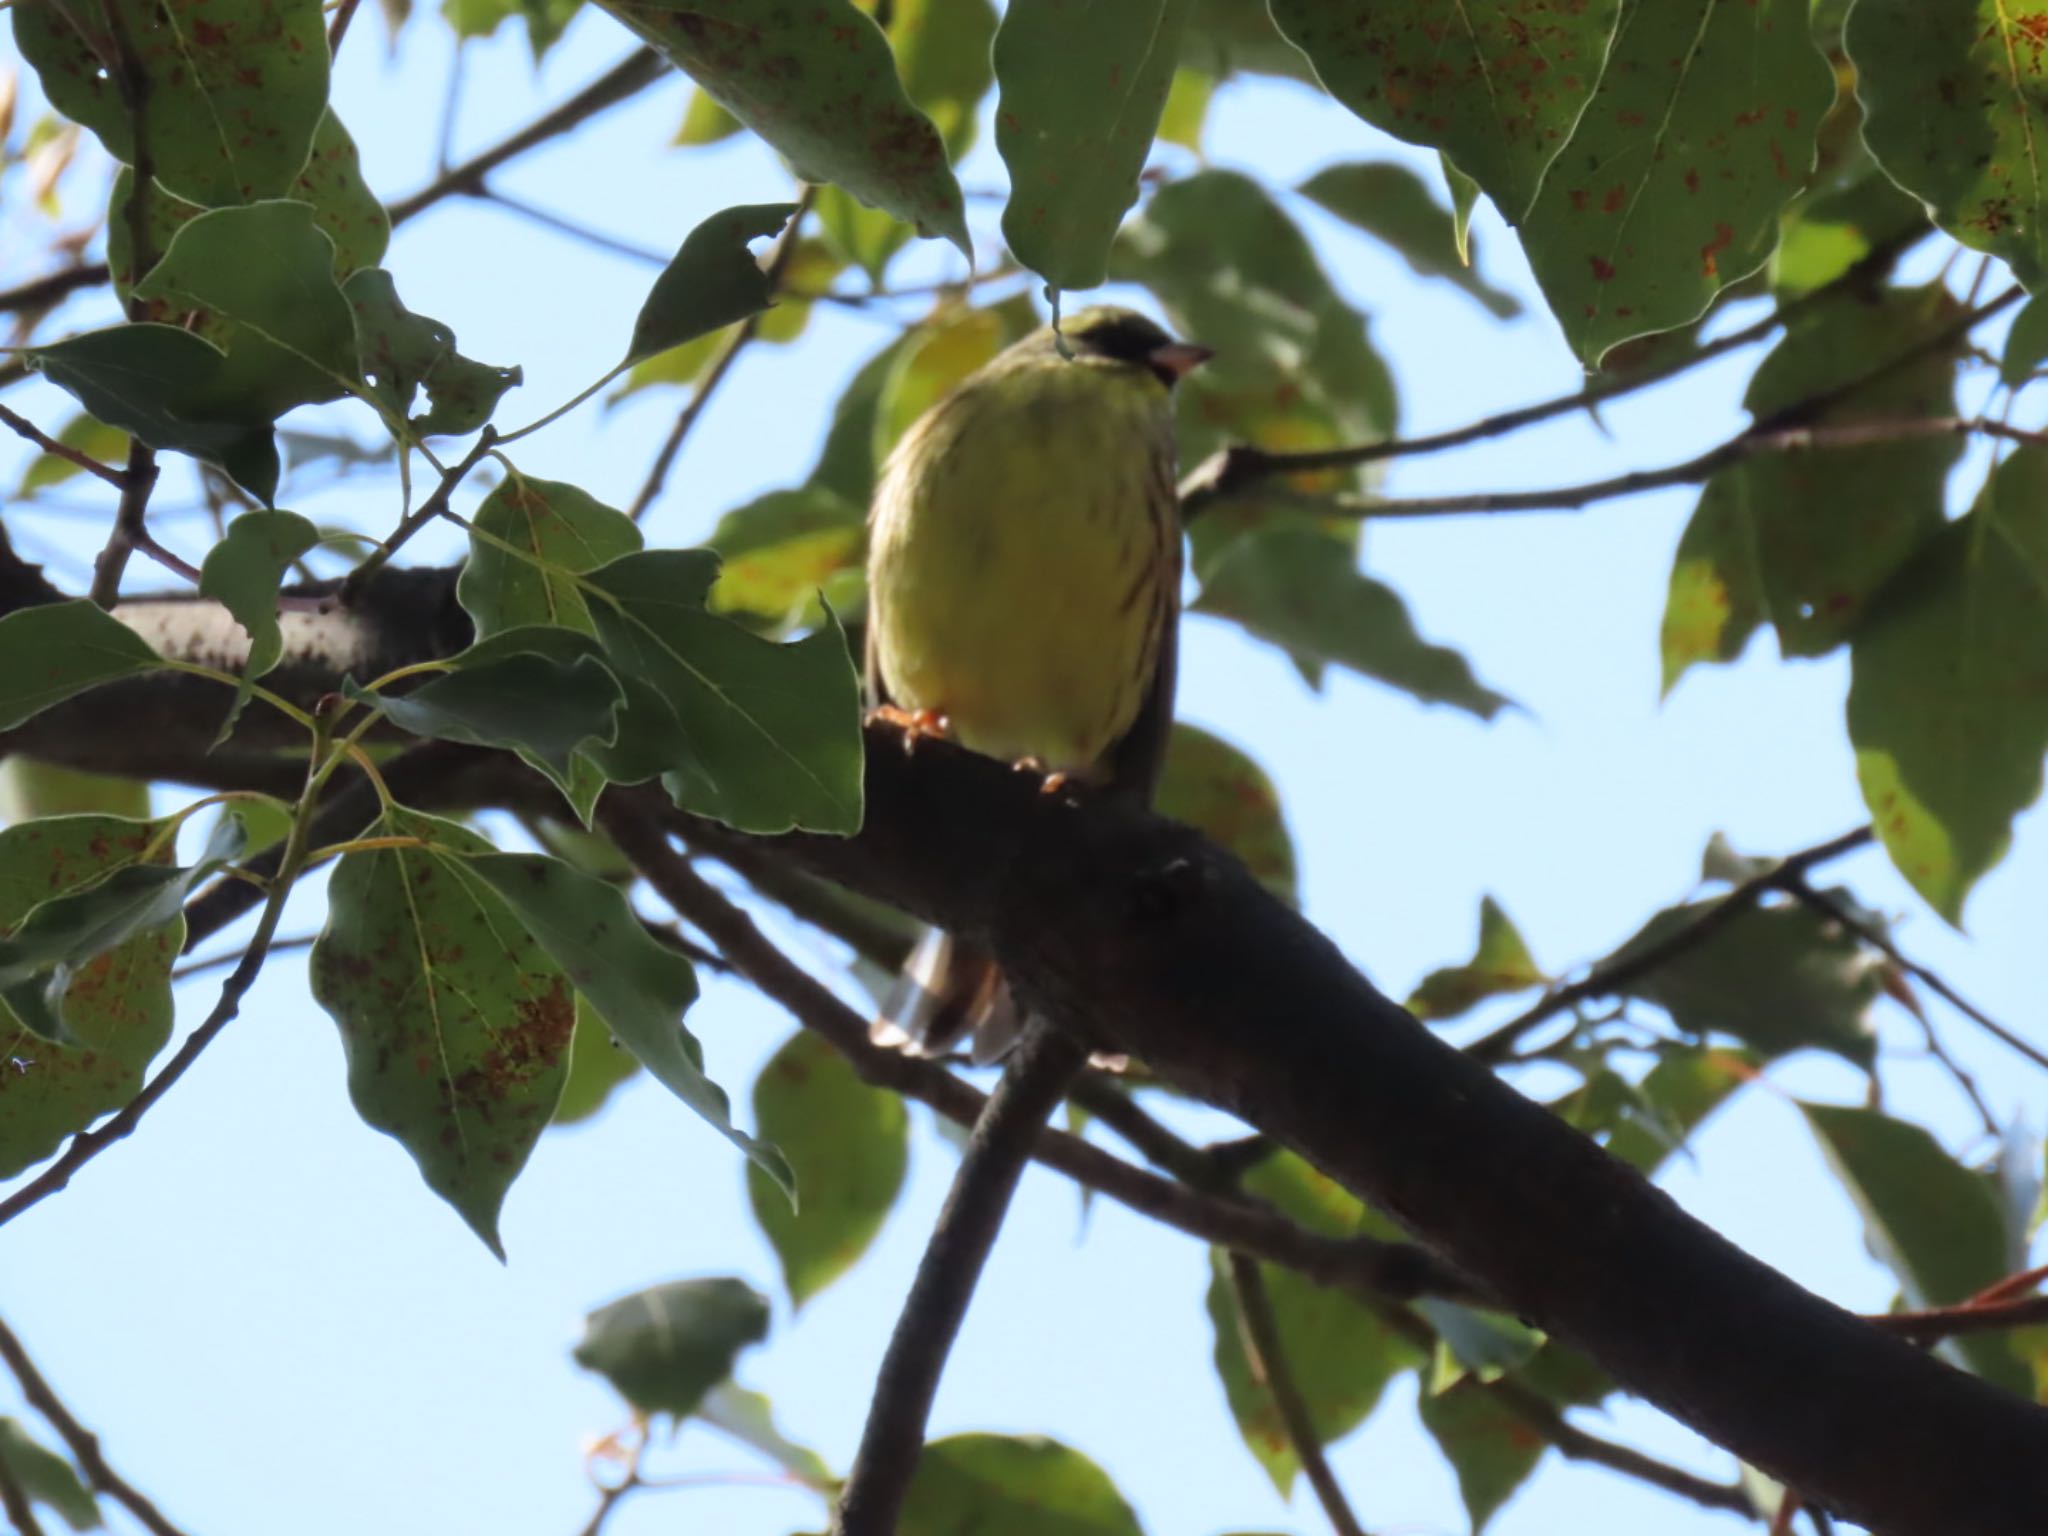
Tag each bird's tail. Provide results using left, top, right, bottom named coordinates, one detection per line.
left=872, top=928, right=1022, bottom=1066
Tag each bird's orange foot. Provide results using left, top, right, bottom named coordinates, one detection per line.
left=1012, top=757, right=1070, bottom=795
left=868, top=704, right=951, bottom=754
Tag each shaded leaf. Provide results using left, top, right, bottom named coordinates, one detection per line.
left=1561, top=1045, right=1755, bottom=1174
left=552, top=998, right=641, bottom=1125
left=994, top=0, right=1193, bottom=291
left=894, top=0, right=998, bottom=155
left=1847, top=443, right=2048, bottom=922
left=1407, top=896, right=1544, bottom=1021
left=1604, top=900, right=1879, bottom=1065
left=1849, top=2, right=2048, bottom=292
left=0, top=816, right=176, bottom=1178
left=0, top=761, right=149, bottom=824
left=572, top=1277, right=770, bottom=1419
left=1154, top=722, right=1297, bottom=903
left=199, top=510, right=322, bottom=681
left=1300, top=161, right=1520, bottom=318
left=1269, top=0, right=1618, bottom=223
left=596, top=0, right=970, bottom=256
left=2003, top=296, right=2048, bottom=388
left=693, top=1383, right=834, bottom=1488
left=626, top=202, right=797, bottom=366
left=1518, top=0, right=1835, bottom=364
left=12, top=0, right=327, bottom=207
left=1804, top=1102, right=2027, bottom=1391
left=459, top=472, right=643, bottom=638
left=900, top=1435, right=1142, bottom=1536
left=309, top=808, right=575, bottom=1256
left=0, top=601, right=162, bottom=732
left=345, top=268, right=521, bottom=438
left=1660, top=285, right=1963, bottom=689
left=463, top=851, right=791, bottom=1196
left=1416, top=1380, right=1547, bottom=1532
left=747, top=1031, right=908, bottom=1307
left=1418, top=1303, right=1543, bottom=1387
left=1195, top=526, right=1512, bottom=718
left=583, top=549, right=865, bottom=835
left=0, top=1418, right=99, bottom=1532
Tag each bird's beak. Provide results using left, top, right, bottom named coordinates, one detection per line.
left=1147, top=342, right=1214, bottom=381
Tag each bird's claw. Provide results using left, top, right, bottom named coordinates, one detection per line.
left=868, top=704, right=951, bottom=754
left=1012, top=757, right=1070, bottom=795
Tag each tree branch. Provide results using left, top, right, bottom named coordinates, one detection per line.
left=0, top=1314, right=187, bottom=1536
left=0, top=405, right=125, bottom=488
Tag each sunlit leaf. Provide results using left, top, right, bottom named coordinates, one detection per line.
left=693, top=1383, right=835, bottom=1488
left=625, top=202, right=797, bottom=366
left=15, top=413, right=127, bottom=495
left=0, top=601, right=162, bottom=732
left=900, top=1435, right=1143, bottom=1536
left=703, top=486, right=866, bottom=625
left=1407, top=897, right=1544, bottom=1021
left=1847, top=443, right=2048, bottom=922
left=1416, top=1379, right=1547, bottom=1531
left=345, top=268, right=522, bottom=437
left=572, top=1277, right=770, bottom=1419
left=0, top=761, right=149, bottom=825
left=1154, top=723, right=1297, bottom=903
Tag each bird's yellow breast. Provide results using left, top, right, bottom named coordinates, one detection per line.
left=867, top=357, right=1177, bottom=775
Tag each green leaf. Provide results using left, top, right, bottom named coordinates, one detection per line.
left=872, top=303, right=1012, bottom=466
left=1195, top=526, right=1512, bottom=718
left=809, top=331, right=919, bottom=505
left=0, top=601, right=162, bottom=732
left=1415, top=1380, right=1546, bottom=1532
left=1418, top=1303, right=1543, bottom=1387
left=572, top=1277, right=770, bottom=1419
left=1660, top=285, right=1964, bottom=690
left=625, top=202, right=798, bottom=367
left=134, top=201, right=364, bottom=406
left=15, top=413, right=127, bottom=495
left=1111, top=170, right=1397, bottom=473
left=458, top=472, right=643, bottom=638
left=1558, top=1045, right=1755, bottom=1174
left=1154, top=723, right=1297, bottom=903
left=594, top=0, right=970, bottom=258
left=675, top=88, right=743, bottom=146
left=703, top=487, right=867, bottom=626
left=900, top=1435, right=1143, bottom=1536
left=2003, top=296, right=2048, bottom=388
left=746, top=1031, right=907, bottom=1307
left=441, top=0, right=581, bottom=58
left=461, top=851, right=791, bottom=1196
left=894, top=0, right=999, bottom=156
left=1268, top=0, right=1619, bottom=224
left=692, top=1383, right=835, bottom=1488
left=1178, top=0, right=1314, bottom=81
left=0, top=816, right=176, bottom=1178
left=1602, top=900, right=1879, bottom=1065
left=1157, top=68, right=1213, bottom=152
left=1517, top=0, right=1836, bottom=365
left=11, top=0, right=328, bottom=207
left=994, top=0, right=1194, bottom=292
left=1299, top=161, right=1520, bottom=319
left=552, top=998, right=641, bottom=1125
left=582, top=549, right=865, bottom=835
left=1444, top=153, right=1482, bottom=264
left=345, top=268, right=521, bottom=438
left=1804, top=1102, right=2026, bottom=1391
left=1407, top=896, right=1545, bottom=1021
left=199, top=510, right=322, bottom=681
left=1849, top=1, right=2048, bottom=292
left=1847, top=443, right=2048, bottom=922
left=27, top=325, right=281, bottom=501
left=1207, top=1152, right=1425, bottom=1491
left=816, top=186, right=914, bottom=290
left=0, top=1418, right=100, bottom=1532
left=0, top=761, right=150, bottom=824
left=309, top=808, right=575, bottom=1256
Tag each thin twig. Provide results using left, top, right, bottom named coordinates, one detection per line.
left=604, top=802, right=1470, bottom=1300
left=575, top=1426, right=646, bottom=1536
left=477, top=189, right=671, bottom=266
left=628, top=185, right=818, bottom=522
left=0, top=405, right=125, bottom=488
left=85, top=440, right=159, bottom=608
left=1467, top=827, right=1875, bottom=1064
left=334, top=428, right=496, bottom=606
left=385, top=50, right=671, bottom=227
left=0, top=1315, right=188, bottom=1536
left=835, top=1020, right=1087, bottom=1536
left=1871, top=1292, right=2048, bottom=1342
left=326, top=0, right=363, bottom=52
left=1178, top=226, right=1929, bottom=508
left=1779, top=876, right=2048, bottom=1075
left=0, top=264, right=110, bottom=317
left=1227, top=1254, right=1370, bottom=1536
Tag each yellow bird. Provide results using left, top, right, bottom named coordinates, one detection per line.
left=865, top=305, right=1211, bottom=1057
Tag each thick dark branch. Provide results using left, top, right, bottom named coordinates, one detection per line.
left=835, top=1021, right=1085, bottom=1536
left=734, top=729, right=2048, bottom=1536
left=0, top=1315, right=188, bottom=1536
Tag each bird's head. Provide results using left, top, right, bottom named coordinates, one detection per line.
left=1043, top=306, right=1214, bottom=389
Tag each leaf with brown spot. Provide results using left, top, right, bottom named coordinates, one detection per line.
left=310, top=808, right=576, bottom=1257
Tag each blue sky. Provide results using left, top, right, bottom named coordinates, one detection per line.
left=2, top=10, right=2044, bottom=1536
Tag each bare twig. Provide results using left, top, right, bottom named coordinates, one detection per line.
left=0, top=405, right=125, bottom=488
left=1467, top=827, right=1875, bottom=1064
left=476, top=190, right=671, bottom=266
left=1872, top=1293, right=2048, bottom=1343
left=0, top=1315, right=188, bottom=1536
left=835, top=1021, right=1086, bottom=1536
left=1227, top=1254, right=1370, bottom=1536
left=385, top=50, right=671, bottom=227
left=85, top=440, right=159, bottom=608
left=1779, top=876, right=2048, bottom=1075
left=575, top=1426, right=646, bottom=1536
left=326, top=0, right=364, bottom=52
left=334, top=428, right=497, bottom=606
left=0, top=264, right=110, bottom=317
left=628, top=185, right=818, bottom=521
